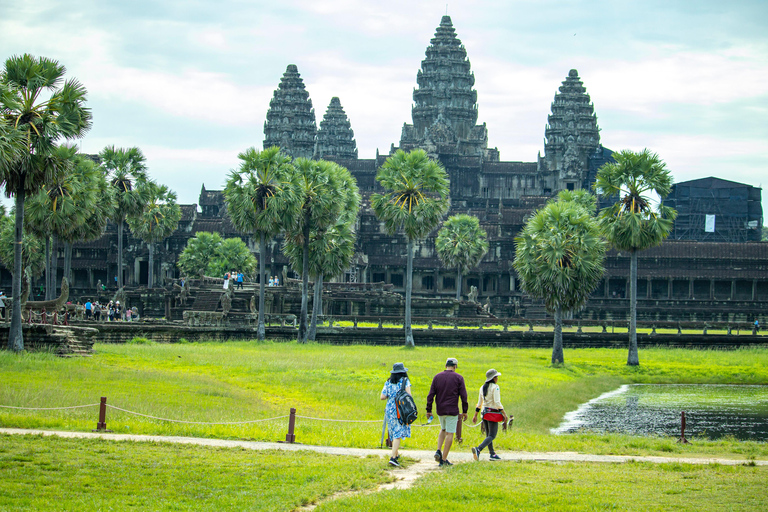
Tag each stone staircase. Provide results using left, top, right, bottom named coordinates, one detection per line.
left=190, top=290, right=222, bottom=312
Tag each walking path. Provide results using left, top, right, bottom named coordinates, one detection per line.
left=3, top=427, right=764, bottom=466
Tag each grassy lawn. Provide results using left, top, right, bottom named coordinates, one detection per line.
left=1, top=342, right=767, bottom=460
left=0, top=434, right=391, bottom=511
left=321, top=460, right=767, bottom=512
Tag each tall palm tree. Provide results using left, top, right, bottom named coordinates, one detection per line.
left=0, top=211, right=45, bottom=292
left=595, top=149, right=677, bottom=366
left=99, top=145, right=149, bottom=289
left=513, top=190, right=606, bottom=365
left=284, top=219, right=357, bottom=341
left=224, top=146, right=295, bottom=341
left=436, top=214, right=489, bottom=301
left=371, top=149, right=450, bottom=347
left=285, top=158, right=357, bottom=343
left=126, top=181, right=181, bottom=289
left=61, top=154, right=116, bottom=285
left=24, top=144, right=88, bottom=299
left=0, top=54, right=91, bottom=351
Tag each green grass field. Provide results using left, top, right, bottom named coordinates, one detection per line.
left=1, top=341, right=767, bottom=511
left=1, top=341, right=766, bottom=458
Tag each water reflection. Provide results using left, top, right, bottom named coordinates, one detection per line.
left=553, top=384, right=768, bottom=441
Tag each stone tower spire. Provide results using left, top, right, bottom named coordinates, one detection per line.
left=263, top=64, right=317, bottom=159
left=315, top=97, right=358, bottom=160
left=398, top=16, right=496, bottom=160
left=412, top=15, right=478, bottom=139
left=542, top=69, right=601, bottom=191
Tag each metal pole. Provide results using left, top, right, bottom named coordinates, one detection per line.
left=285, top=407, right=296, bottom=443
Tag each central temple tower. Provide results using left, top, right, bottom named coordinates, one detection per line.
left=398, top=16, right=498, bottom=161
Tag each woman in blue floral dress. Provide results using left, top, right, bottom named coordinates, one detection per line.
left=380, top=362, right=412, bottom=467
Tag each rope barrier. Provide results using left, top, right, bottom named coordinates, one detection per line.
left=295, top=415, right=381, bottom=423
left=0, top=403, right=100, bottom=410
left=105, top=405, right=289, bottom=425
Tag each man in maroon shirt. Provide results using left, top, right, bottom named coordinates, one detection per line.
left=426, top=357, right=468, bottom=466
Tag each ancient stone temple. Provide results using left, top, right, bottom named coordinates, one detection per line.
left=398, top=15, right=498, bottom=161
left=3, top=15, right=763, bottom=324
left=539, top=69, right=602, bottom=193
left=263, top=64, right=317, bottom=159
left=315, top=97, right=358, bottom=160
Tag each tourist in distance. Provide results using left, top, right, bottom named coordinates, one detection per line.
left=380, top=362, right=412, bottom=467
left=471, top=369, right=508, bottom=461
left=0, top=291, right=6, bottom=320
left=93, top=302, right=101, bottom=322
left=236, top=272, right=244, bottom=290
left=426, top=357, right=468, bottom=467
left=84, top=299, right=92, bottom=320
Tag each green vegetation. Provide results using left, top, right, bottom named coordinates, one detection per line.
left=323, top=460, right=767, bottom=512
left=436, top=214, right=489, bottom=301
left=177, top=231, right=256, bottom=279
left=0, top=434, right=391, bottom=511
left=1, top=343, right=766, bottom=459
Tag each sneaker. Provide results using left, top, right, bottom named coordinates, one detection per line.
left=489, top=454, right=501, bottom=461
left=471, top=447, right=479, bottom=461
left=434, top=449, right=442, bottom=463
left=388, top=457, right=400, bottom=467
left=440, top=459, right=453, bottom=467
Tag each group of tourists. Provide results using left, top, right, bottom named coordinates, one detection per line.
left=268, top=276, right=280, bottom=287
left=380, top=357, right=510, bottom=468
left=223, top=272, right=245, bottom=290
left=83, top=300, right=138, bottom=322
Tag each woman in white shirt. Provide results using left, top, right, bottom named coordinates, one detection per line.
left=471, top=369, right=508, bottom=461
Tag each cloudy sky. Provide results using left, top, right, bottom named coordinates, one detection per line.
left=2, top=0, right=766, bottom=210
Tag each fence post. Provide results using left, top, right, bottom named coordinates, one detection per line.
left=285, top=407, right=296, bottom=443
left=456, top=415, right=463, bottom=444
left=677, top=411, right=689, bottom=444
left=93, top=396, right=112, bottom=432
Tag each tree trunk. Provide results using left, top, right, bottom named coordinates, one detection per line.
left=455, top=267, right=462, bottom=301
left=309, top=272, right=323, bottom=341
left=257, top=232, right=266, bottom=341
left=628, top=249, right=640, bottom=365
left=64, top=242, right=73, bottom=288
left=404, top=239, right=415, bottom=347
left=552, top=307, right=564, bottom=365
left=51, top=235, right=59, bottom=297
left=45, top=237, right=52, bottom=300
left=147, top=242, right=154, bottom=289
left=117, top=219, right=124, bottom=289
left=8, top=188, right=25, bottom=351
left=298, top=222, right=310, bottom=343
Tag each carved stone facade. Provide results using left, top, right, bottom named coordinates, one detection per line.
left=263, top=64, right=317, bottom=159
left=315, top=97, right=358, bottom=160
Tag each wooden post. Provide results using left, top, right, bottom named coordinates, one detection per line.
left=93, top=396, right=112, bottom=432
left=677, top=411, right=690, bottom=444
left=285, top=407, right=296, bottom=443
left=456, top=415, right=463, bottom=444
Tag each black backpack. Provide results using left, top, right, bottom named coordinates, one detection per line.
left=394, top=378, right=418, bottom=425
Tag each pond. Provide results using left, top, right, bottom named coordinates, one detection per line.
left=552, top=384, right=768, bottom=442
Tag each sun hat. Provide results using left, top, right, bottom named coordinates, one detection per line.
left=485, top=369, right=501, bottom=382
left=391, top=362, right=408, bottom=373
left=446, top=357, right=458, bottom=367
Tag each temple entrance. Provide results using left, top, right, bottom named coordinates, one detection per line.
left=139, top=261, right=148, bottom=286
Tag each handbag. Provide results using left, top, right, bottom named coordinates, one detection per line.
left=482, top=408, right=504, bottom=423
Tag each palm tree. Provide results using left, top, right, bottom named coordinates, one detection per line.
left=60, top=155, right=116, bottom=285
left=285, top=158, right=358, bottom=343
left=436, top=214, right=489, bottom=301
left=513, top=190, right=606, bottom=365
left=126, top=181, right=181, bottom=289
left=371, top=149, right=450, bottom=347
left=24, top=145, right=87, bottom=299
left=284, top=219, right=357, bottom=341
left=595, top=149, right=677, bottom=366
left=0, top=54, right=91, bottom=351
left=0, top=211, right=45, bottom=293
left=99, top=145, right=149, bottom=290
left=224, top=146, right=295, bottom=340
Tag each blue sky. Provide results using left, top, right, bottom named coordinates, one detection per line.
left=2, top=0, right=766, bottom=210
